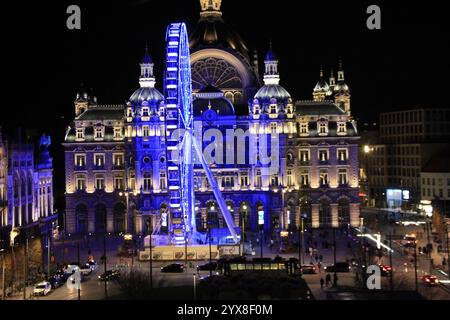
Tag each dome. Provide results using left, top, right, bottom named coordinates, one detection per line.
left=189, top=17, right=251, bottom=62
left=314, top=80, right=331, bottom=93
left=254, top=84, right=291, bottom=102
left=265, top=49, right=277, bottom=61
left=334, top=81, right=349, bottom=92
left=129, top=87, right=164, bottom=106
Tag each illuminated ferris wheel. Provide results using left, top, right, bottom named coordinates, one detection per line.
left=164, top=23, right=238, bottom=245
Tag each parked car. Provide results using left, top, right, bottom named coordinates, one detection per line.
left=98, top=270, right=120, bottom=281
left=324, top=262, right=351, bottom=273
left=301, top=264, right=317, bottom=274
left=402, top=234, right=417, bottom=247
left=80, top=264, right=92, bottom=276
left=421, top=275, right=439, bottom=286
left=64, top=264, right=80, bottom=275
left=87, top=260, right=97, bottom=271
left=379, top=264, right=392, bottom=276
left=33, top=282, right=51, bottom=296
left=160, top=263, right=185, bottom=273
left=48, top=275, right=64, bottom=289
left=197, top=262, right=218, bottom=271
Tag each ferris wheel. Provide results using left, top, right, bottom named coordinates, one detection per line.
left=164, top=22, right=238, bottom=245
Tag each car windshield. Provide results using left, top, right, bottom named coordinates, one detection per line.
left=36, top=285, right=46, bottom=289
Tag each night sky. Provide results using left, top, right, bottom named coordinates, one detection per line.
left=3, top=0, right=449, bottom=210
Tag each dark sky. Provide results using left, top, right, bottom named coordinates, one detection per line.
left=3, top=0, right=449, bottom=209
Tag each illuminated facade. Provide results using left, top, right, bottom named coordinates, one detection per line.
left=63, top=0, right=360, bottom=236
left=0, top=130, right=54, bottom=229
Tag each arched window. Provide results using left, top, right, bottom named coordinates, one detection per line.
left=338, top=198, right=351, bottom=226
left=207, top=202, right=219, bottom=229
left=113, top=203, right=126, bottom=233
left=300, top=198, right=312, bottom=226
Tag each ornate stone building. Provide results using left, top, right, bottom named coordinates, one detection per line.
left=63, top=0, right=360, bottom=237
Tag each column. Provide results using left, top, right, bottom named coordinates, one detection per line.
left=331, top=203, right=339, bottom=228
left=295, top=206, right=301, bottom=229
left=312, top=204, right=320, bottom=228
left=107, top=207, right=114, bottom=233
left=88, top=208, right=95, bottom=233
left=153, top=160, right=160, bottom=192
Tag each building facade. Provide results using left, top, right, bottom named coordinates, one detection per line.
left=0, top=129, right=54, bottom=231
left=365, top=108, right=450, bottom=208
left=63, top=0, right=360, bottom=237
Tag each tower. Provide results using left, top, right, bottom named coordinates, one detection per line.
left=329, top=68, right=336, bottom=91
left=263, top=42, right=280, bottom=86
left=199, top=0, right=222, bottom=18
left=313, top=68, right=331, bottom=102
left=334, top=59, right=351, bottom=115
left=74, top=84, right=89, bottom=117
left=139, top=45, right=156, bottom=89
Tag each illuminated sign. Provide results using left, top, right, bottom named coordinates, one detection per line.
left=402, top=190, right=410, bottom=200
left=258, top=211, right=264, bottom=225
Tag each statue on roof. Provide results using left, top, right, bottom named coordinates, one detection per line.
left=39, top=134, right=51, bottom=150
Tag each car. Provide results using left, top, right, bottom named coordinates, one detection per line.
left=402, top=234, right=417, bottom=247
left=79, top=264, right=92, bottom=276
left=422, top=275, right=439, bottom=286
left=48, top=275, right=64, bottom=289
left=300, top=264, right=317, bottom=274
left=379, top=264, right=392, bottom=276
left=33, top=282, right=51, bottom=296
left=98, top=270, right=120, bottom=281
left=64, top=264, right=80, bottom=275
left=197, top=262, right=218, bottom=271
left=324, top=262, right=351, bottom=273
left=87, top=260, right=97, bottom=271
left=160, top=263, right=185, bottom=273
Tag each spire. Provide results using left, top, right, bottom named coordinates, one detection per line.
left=338, top=58, right=345, bottom=82
left=263, top=42, right=280, bottom=85
left=139, top=45, right=156, bottom=88
left=319, top=67, right=324, bottom=80
left=200, top=0, right=222, bottom=18
left=329, top=67, right=336, bottom=88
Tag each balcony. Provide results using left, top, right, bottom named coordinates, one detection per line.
left=338, top=159, right=348, bottom=165
left=93, top=165, right=105, bottom=171
left=113, top=164, right=125, bottom=170
left=74, top=165, right=86, bottom=171
left=318, top=160, right=329, bottom=166
left=299, top=161, right=310, bottom=166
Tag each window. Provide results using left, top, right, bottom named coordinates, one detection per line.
left=94, top=127, right=104, bottom=139
left=338, top=169, right=348, bottom=186
left=286, top=170, right=294, bottom=186
left=222, top=177, right=234, bottom=188
left=94, top=154, right=105, bottom=167
left=255, top=170, right=262, bottom=188
left=240, top=173, right=249, bottom=187
left=142, top=126, right=150, bottom=137
left=439, top=189, right=443, bottom=198
left=300, top=150, right=310, bottom=162
left=300, top=123, right=308, bottom=135
left=114, top=176, right=124, bottom=190
left=142, top=107, right=150, bottom=118
left=319, top=170, right=329, bottom=186
left=318, top=122, right=328, bottom=135
left=286, top=105, right=293, bottom=114
left=75, top=154, right=86, bottom=168
left=337, top=149, right=348, bottom=162
left=114, top=127, right=123, bottom=139
left=76, top=175, right=86, bottom=191
left=253, top=105, right=260, bottom=115
left=337, top=122, right=347, bottom=134
left=127, top=108, right=133, bottom=118
left=129, top=172, right=136, bottom=191
left=270, top=123, right=277, bottom=133
left=113, top=154, right=124, bottom=167
left=270, top=175, right=279, bottom=187
left=143, top=173, right=152, bottom=192
left=95, top=175, right=105, bottom=190
left=318, top=150, right=328, bottom=162
left=300, top=170, right=310, bottom=186
left=160, top=171, right=167, bottom=190
left=270, top=105, right=277, bottom=114
left=76, top=128, right=85, bottom=140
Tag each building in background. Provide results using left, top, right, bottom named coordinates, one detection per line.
left=63, top=0, right=360, bottom=237
left=365, top=108, right=450, bottom=208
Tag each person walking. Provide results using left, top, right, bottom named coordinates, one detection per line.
left=325, top=273, right=331, bottom=287
left=317, top=261, right=322, bottom=273
left=320, top=278, right=325, bottom=289
left=333, top=273, right=338, bottom=287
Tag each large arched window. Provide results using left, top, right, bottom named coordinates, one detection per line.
left=75, top=204, right=88, bottom=234
left=319, top=199, right=331, bottom=227
left=300, top=198, right=312, bottom=227
left=206, top=202, right=219, bottom=229
left=94, top=203, right=107, bottom=233
left=113, top=203, right=126, bottom=234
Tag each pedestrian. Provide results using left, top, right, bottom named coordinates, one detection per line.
left=317, top=262, right=321, bottom=273
left=325, top=273, right=331, bottom=287
left=320, top=278, right=325, bottom=289
left=315, top=254, right=319, bottom=262
left=333, top=273, right=338, bottom=287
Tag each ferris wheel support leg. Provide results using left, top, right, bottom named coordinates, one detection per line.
left=192, top=136, right=239, bottom=244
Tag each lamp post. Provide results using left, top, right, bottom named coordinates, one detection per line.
left=193, top=273, right=197, bottom=300
left=208, top=225, right=212, bottom=278
left=119, top=191, right=131, bottom=234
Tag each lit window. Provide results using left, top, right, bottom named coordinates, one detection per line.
left=143, top=126, right=150, bottom=137
left=127, top=108, right=133, bottom=118
left=318, top=150, right=329, bottom=162
left=75, top=154, right=86, bottom=168
left=338, top=169, right=348, bottom=186
left=337, top=122, right=347, bottom=134
left=300, top=123, right=308, bottom=135
left=300, top=150, right=310, bottom=162
left=143, top=173, right=152, bottom=192
left=300, top=170, right=309, bottom=186
left=286, top=170, right=293, bottom=187
left=318, top=122, right=328, bottom=135
left=142, top=107, right=150, bottom=118
left=94, top=154, right=105, bottom=167
left=222, top=177, right=234, bottom=188
left=270, top=123, right=277, bottom=133
left=113, top=154, right=124, bottom=167
left=94, top=127, right=104, bottom=139
left=253, top=105, right=260, bottom=115
left=114, top=176, right=124, bottom=190
left=240, top=173, right=249, bottom=187
left=76, top=128, right=85, bottom=140
left=76, top=175, right=86, bottom=191
left=337, top=149, right=348, bottom=161
left=160, top=171, right=167, bottom=190
left=114, top=127, right=123, bottom=139
left=270, top=105, right=277, bottom=114
left=319, top=170, right=329, bottom=186
left=286, top=105, right=293, bottom=114
left=95, top=175, right=105, bottom=190
left=270, top=175, right=279, bottom=187
left=255, top=170, right=262, bottom=188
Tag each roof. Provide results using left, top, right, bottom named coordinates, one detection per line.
left=254, top=84, right=291, bottom=102
left=296, top=101, right=346, bottom=116
left=76, top=106, right=125, bottom=121
left=422, top=155, right=450, bottom=173
left=129, top=87, right=164, bottom=106
left=265, top=49, right=277, bottom=61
